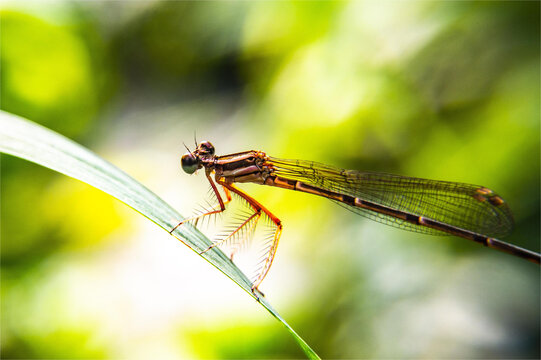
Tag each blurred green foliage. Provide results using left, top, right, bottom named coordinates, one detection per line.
left=1, top=1, right=539, bottom=359
left=1, top=11, right=98, bottom=136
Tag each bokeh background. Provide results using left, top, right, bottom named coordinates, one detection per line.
left=1, top=1, right=539, bottom=359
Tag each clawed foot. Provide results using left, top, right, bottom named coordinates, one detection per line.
left=169, top=220, right=186, bottom=234
left=251, top=286, right=265, bottom=302
left=198, top=244, right=215, bottom=255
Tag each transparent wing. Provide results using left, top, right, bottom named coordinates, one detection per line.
left=269, top=157, right=514, bottom=238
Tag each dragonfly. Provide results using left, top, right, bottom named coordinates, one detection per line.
left=171, top=141, right=541, bottom=294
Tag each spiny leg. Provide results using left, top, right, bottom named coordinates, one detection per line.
left=193, top=186, right=232, bottom=229
left=199, top=210, right=261, bottom=255
left=169, top=175, right=232, bottom=234
left=226, top=207, right=263, bottom=262
left=217, top=180, right=283, bottom=296
left=229, top=210, right=259, bottom=262
left=251, top=223, right=282, bottom=291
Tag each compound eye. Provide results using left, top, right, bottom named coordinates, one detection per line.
left=181, top=153, right=199, bottom=174
left=199, top=141, right=215, bottom=155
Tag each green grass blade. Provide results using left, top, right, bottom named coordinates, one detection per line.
left=0, top=111, right=320, bottom=359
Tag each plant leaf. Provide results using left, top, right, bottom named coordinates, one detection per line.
left=0, top=111, right=320, bottom=359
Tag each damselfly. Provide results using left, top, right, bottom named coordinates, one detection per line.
left=171, top=141, right=541, bottom=293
